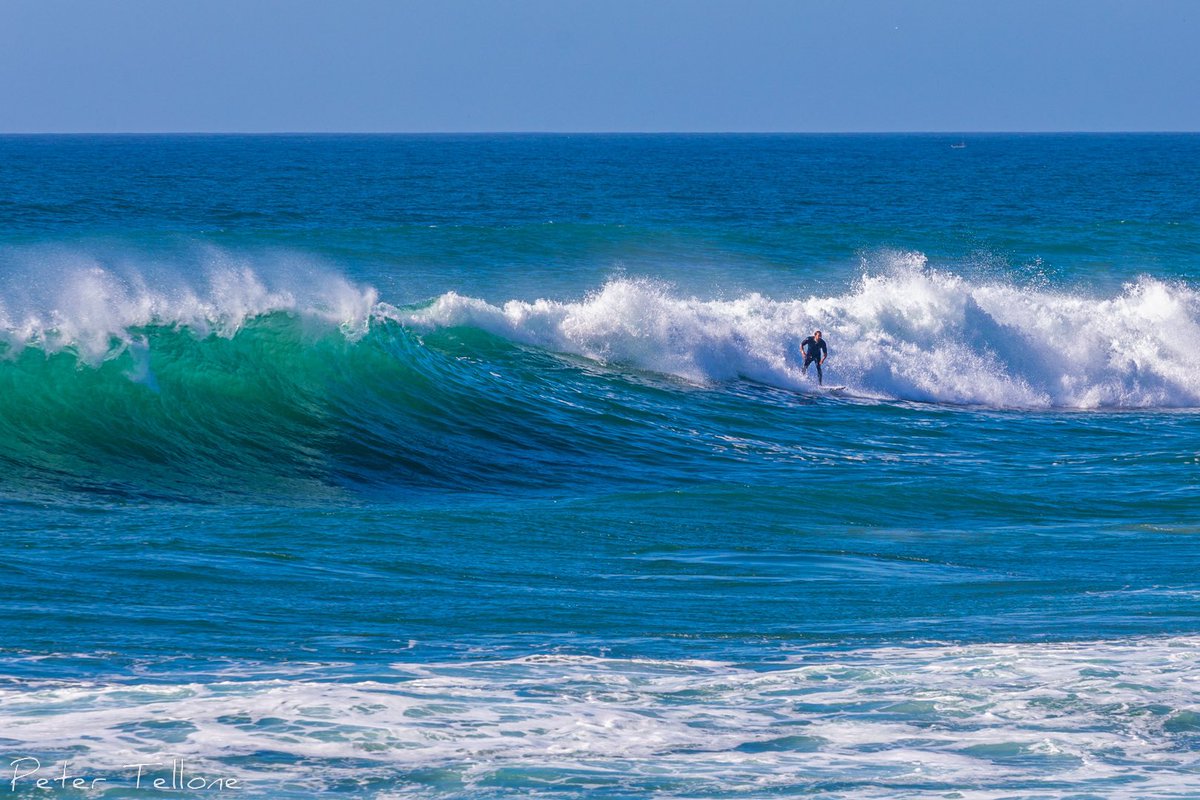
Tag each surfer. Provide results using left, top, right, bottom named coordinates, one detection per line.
left=800, top=330, right=828, bottom=385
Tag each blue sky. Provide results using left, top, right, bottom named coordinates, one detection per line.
left=2, top=0, right=1197, bottom=133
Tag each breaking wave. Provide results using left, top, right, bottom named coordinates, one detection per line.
left=400, top=254, right=1200, bottom=409
left=2, top=248, right=1198, bottom=498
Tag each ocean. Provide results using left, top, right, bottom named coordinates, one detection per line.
left=1, top=133, right=1199, bottom=798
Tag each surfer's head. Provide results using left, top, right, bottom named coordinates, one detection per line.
left=813, top=330, right=822, bottom=338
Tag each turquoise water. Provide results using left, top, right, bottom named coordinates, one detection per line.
left=2, top=134, right=1200, bottom=797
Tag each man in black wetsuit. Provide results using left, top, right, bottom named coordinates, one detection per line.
left=801, top=330, right=828, bottom=385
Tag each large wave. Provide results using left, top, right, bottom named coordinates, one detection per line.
left=2, top=248, right=1199, bottom=496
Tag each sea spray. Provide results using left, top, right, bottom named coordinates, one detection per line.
left=0, top=244, right=378, bottom=362
left=398, top=261, right=1200, bottom=408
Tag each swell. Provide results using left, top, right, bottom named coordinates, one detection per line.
left=0, top=315, right=675, bottom=500
left=3, top=252, right=1200, bottom=499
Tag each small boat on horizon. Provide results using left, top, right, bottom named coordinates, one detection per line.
left=951, top=140, right=966, bottom=149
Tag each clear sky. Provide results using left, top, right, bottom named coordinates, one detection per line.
left=2, top=0, right=1197, bottom=133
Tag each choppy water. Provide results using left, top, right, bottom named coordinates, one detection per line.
left=1, top=134, right=1199, bottom=798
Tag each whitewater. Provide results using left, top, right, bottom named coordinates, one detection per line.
left=5, top=638, right=1200, bottom=798
left=3, top=250, right=1200, bottom=410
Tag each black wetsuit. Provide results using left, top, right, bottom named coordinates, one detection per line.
left=801, top=336, right=828, bottom=384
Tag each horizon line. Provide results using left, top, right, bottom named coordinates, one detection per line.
left=2, top=130, right=1198, bottom=137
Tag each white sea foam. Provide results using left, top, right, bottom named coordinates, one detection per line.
left=3, top=637, right=1200, bottom=797
left=396, top=254, right=1200, bottom=408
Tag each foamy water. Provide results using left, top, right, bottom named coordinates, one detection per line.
left=4, top=638, right=1200, bottom=797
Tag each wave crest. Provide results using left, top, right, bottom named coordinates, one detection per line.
left=397, top=260, right=1200, bottom=409
left=0, top=245, right=377, bottom=363
left=3, top=249, right=1200, bottom=424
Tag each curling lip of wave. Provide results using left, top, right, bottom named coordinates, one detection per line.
left=0, top=253, right=379, bottom=363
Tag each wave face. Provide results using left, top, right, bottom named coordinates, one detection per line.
left=2, top=253, right=1200, bottom=498
left=8, top=250, right=1198, bottom=413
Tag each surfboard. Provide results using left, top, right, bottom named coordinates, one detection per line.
left=822, top=385, right=847, bottom=393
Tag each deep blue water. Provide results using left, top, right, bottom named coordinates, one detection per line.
left=1, top=135, right=1199, bottom=798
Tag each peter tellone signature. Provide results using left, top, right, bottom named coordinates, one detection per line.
left=8, top=757, right=240, bottom=791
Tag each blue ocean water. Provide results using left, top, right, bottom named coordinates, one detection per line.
left=1, top=134, right=1199, bottom=798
